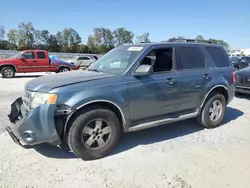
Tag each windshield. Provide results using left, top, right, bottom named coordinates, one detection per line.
left=10, top=52, right=22, bottom=59
left=88, top=45, right=144, bottom=74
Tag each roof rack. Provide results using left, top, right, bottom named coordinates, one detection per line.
left=167, top=38, right=211, bottom=44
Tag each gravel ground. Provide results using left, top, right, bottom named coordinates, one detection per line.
left=1, top=73, right=250, bottom=188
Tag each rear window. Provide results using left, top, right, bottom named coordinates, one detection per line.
left=205, top=47, right=229, bottom=67
left=37, top=52, right=46, bottom=59
left=178, top=47, right=206, bottom=70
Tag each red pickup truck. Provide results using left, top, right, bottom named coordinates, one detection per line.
left=0, top=50, right=80, bottom=78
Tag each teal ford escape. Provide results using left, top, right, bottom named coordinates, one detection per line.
left=7, top=39, right=236, bottom=160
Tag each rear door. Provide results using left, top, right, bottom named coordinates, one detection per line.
left=18, top=52, right=37, bottom=72
left=177, top=46, right=212, bottom=111
left=35, top=51, right=51, bottom=72
left=79, top=56, right=93, bottom=67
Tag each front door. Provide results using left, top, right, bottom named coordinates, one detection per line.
left=177, top=46, right=212, bottom=111
left=18, top=52, right=37, bottom=72
left=128, top=46, right=182, bottom=123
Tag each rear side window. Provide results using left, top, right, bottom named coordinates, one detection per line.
left=178, top=47, right=206, bottom=69
left=205, top=47, right=229, bottom=67
left=37, top=52, right=46, bottom=59
left=79, top=57, right=90, bottom=60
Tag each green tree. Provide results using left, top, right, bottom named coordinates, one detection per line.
left=69, top=28, right=82, bottom=52
left=208, top=38, right=229, bottom=51
left=135, top=32, right=150, bottom=43
left=167, top=36, right=185, bottom=42
left=87, top=35, right=97, bottom=53
left=240, top=51, right=245, bottom=56
left=93, top=27, right=115, bottom=53
left=18, top=22, right=35, bottom=49
left=7, top=29, right=19, bottom=45
left=113, top=27, right=134, bottom=46
left=0, top=26, right=5, bottom=40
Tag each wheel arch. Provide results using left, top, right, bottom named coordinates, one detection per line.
left=57, top=65, right=71, bottom=71
left=63, top=100, right=126, bottom=141
left=0, top=64, right=18, bottom=72
left=200, top=85, right=229, bottom=111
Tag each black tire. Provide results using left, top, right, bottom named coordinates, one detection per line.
left=197, top=93, right=226, bottom=129
left=58, top=67, right=70, bottom=73
left=67, top=107, right=121, bottom=160
left=1, top=66, right=15, bottom=78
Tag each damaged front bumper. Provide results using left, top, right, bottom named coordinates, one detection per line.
left=6, top=97, right=62, bottom=146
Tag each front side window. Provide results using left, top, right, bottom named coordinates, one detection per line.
left=23, top=52, right=35, bottom=59
left=140, top=48, right=174, bottom=73
left=178, top=47, right=205, bottom=70
left=88, top=45, right=144, bottom=74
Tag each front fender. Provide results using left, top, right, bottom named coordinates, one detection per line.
left=65, top=88, right=129, bottom=122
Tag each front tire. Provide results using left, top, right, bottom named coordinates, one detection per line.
left=198, top=93, right=226, bottom=129
left=67, top=107, right=121, bottom=160
left=1, top=66, right=15, bottom=78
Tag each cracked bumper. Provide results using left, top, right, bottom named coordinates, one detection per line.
left=6, top=97, right=62, bottom=146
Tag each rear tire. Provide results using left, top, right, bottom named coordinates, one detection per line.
left=198, top=93, right=226, bottom=129
left=1, top=66, right=15, bottom=78
left=67, top=107, right=121, bottom=160
left=58, top=67, right=70, bottom=73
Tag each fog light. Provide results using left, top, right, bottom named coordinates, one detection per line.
left=22, top=130, right=35, bottom=142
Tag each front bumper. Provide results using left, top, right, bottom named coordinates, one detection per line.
left=235, top=86, right=250, bottom=94
left=6, top=97, right=62, bottom=146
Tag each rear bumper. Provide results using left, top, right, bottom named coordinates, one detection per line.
left=236, top=86, right=250, bottom=94
left=6, top=97, right=61, bottom=146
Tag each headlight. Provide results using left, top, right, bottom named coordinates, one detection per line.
left=30, top=92, right=57, bottom=109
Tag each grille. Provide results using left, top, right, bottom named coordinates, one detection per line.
left=236, top=75, right=250, bottom=85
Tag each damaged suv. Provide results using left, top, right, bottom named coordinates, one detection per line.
left=7, top=39, right=235, bottom=160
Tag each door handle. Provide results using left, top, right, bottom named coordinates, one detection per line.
left=33, top=60, right=36, bottom=63
left=165, top=78, right=174, bottom=85
left=203, top=73, right=210, bottom=80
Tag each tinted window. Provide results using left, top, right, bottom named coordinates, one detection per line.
left=79, top=57, right=90, bottom=60
left=206, top=47, right=229, bottom=67
left=245, top=57, right=250, bottom=62
left=178, top=47, right=205, bottom=69
left=23, top=52, right=35, bottom=59
left=37, top=52, right=46, bottom=59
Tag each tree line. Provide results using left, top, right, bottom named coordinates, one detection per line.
left=0, top=22, right=230, bottom=54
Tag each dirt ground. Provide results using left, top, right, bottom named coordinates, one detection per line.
left=0, top=73, right=250, bottom=188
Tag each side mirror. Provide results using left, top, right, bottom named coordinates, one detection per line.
left=133, top=64, right=153, bottom=76
left=20, top=56, right=24, bottom=60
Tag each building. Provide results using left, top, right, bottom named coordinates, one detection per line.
left=229, top=48, right=250, bottom=56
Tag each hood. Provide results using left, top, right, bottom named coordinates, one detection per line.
left=0, top=58, right=14, bottom=64
left=236, top=67, right=250, bottom=76
left=25, top=70, right=114, bottom=92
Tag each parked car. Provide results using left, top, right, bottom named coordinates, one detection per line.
left=7, top=40, right=235, bottom=160
left=229, top=56, right=250, bottom=70
left=235, top=66, right=250, bottom=94
left=0, top=50, right=80, bottom=78
left=71, top=55, right=97, bottom=69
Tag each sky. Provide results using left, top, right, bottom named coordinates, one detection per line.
left=0, top=0, right=250, bottom=49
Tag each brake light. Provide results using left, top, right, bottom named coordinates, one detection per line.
left=232, top=71, right=236, bottom=84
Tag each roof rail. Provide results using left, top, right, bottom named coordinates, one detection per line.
left=168, top=38, right=211, bottom=44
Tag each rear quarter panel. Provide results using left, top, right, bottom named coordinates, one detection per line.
left=199, top=46, right=235, bottom=105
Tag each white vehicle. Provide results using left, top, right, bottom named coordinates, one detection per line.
left=71, top=55, right=98, bottom=68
